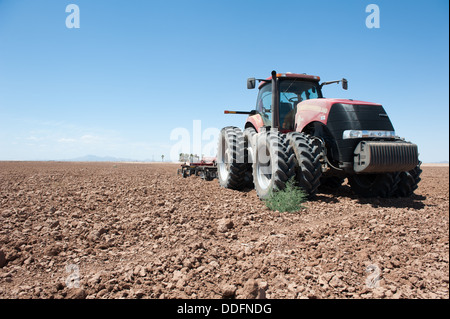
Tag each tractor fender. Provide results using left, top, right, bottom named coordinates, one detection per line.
left=245, top=114, right=265, bottom=132
left=295, top=98, right=381, bottom=132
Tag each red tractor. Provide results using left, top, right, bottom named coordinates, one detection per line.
left=218, top=71, right=421, bottom=199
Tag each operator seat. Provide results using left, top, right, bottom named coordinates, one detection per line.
left=280, top=102, right=295, bottom=130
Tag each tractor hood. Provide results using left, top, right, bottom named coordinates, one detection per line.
left=295, top=98, right=384, bottom=132
left=295, top=98, right=395, bottom=162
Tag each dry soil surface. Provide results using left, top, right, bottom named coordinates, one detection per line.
left=0, top=162, right=448, bottom=299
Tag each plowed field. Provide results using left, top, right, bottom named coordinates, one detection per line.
left=0, top=162, right=448, bottom=299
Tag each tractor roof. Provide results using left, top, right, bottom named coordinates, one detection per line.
left=258, top=72, right=321, bottom=89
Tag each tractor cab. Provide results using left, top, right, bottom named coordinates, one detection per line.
left=246, top=71, right=347, bottom=132
left=254, top=73, right=323, bottom=131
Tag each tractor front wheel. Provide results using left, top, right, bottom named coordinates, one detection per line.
left=348, top=173, right=398, bottom=198
left=393, top=163, right=422, bottom=197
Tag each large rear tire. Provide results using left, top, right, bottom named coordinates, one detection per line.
left=217, top=126, right=248, bottom=190
left=286, top=132, right=323, bottom=198
left=393, top=163, right=422, bottom=197
left=348, top=173, right=398, bottom=198
left=252, top=130, right=295, bottom=199
left=243, top=127, right=257, bottom=189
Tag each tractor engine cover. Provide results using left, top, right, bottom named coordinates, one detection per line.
left=353, top=141, right=419, bottom=173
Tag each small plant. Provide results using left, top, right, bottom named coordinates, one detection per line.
left=264, top=178, right=308, bottom=212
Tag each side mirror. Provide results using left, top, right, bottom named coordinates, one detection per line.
left=247, top=77, right=256, bottom=89
left=342, top=78, right=348, bottom=90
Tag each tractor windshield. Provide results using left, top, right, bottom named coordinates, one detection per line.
left=279, top=79, right=321, bottom=130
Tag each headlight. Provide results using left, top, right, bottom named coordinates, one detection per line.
left=343, top=130, right=397, bottom=139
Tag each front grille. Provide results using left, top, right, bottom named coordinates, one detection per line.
left=327, top=103, right=395, bottom=162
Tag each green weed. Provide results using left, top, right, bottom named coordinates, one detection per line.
left=264, top=178, right=307, bottom=213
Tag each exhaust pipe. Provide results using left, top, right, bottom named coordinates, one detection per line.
left=271, top=70, right=280, bottom=129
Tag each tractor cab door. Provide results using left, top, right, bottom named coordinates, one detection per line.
left=255, top=83, right=272, bottom=127
left=279, top=91, right=297, bottom=131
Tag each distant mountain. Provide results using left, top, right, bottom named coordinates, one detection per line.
left=62, top=155, right=142, bottom=162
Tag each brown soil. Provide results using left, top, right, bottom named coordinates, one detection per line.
left=0, top=162, right=448, bottom=299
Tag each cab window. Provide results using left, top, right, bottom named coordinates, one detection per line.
left=279, top=80, right=320, bottom=130
left=256, top=83, right=272, bottom=126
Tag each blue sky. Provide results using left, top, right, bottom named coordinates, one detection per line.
left=0, top=0, right=448, bottom=162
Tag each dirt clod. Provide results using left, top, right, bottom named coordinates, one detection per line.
left=0, top=250, right=6, bottom=268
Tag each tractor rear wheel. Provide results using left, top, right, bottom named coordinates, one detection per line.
left=243, top=127, right=257, bottom=188
left=393, top=163, right=422, bottom=197
left=348, top=173, right=398, bottom=198
left=217, top=126, right=248, bottom=190
left=286, top=132, right=323, bottom=198
left=252, top=130, right=295, bottom=199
